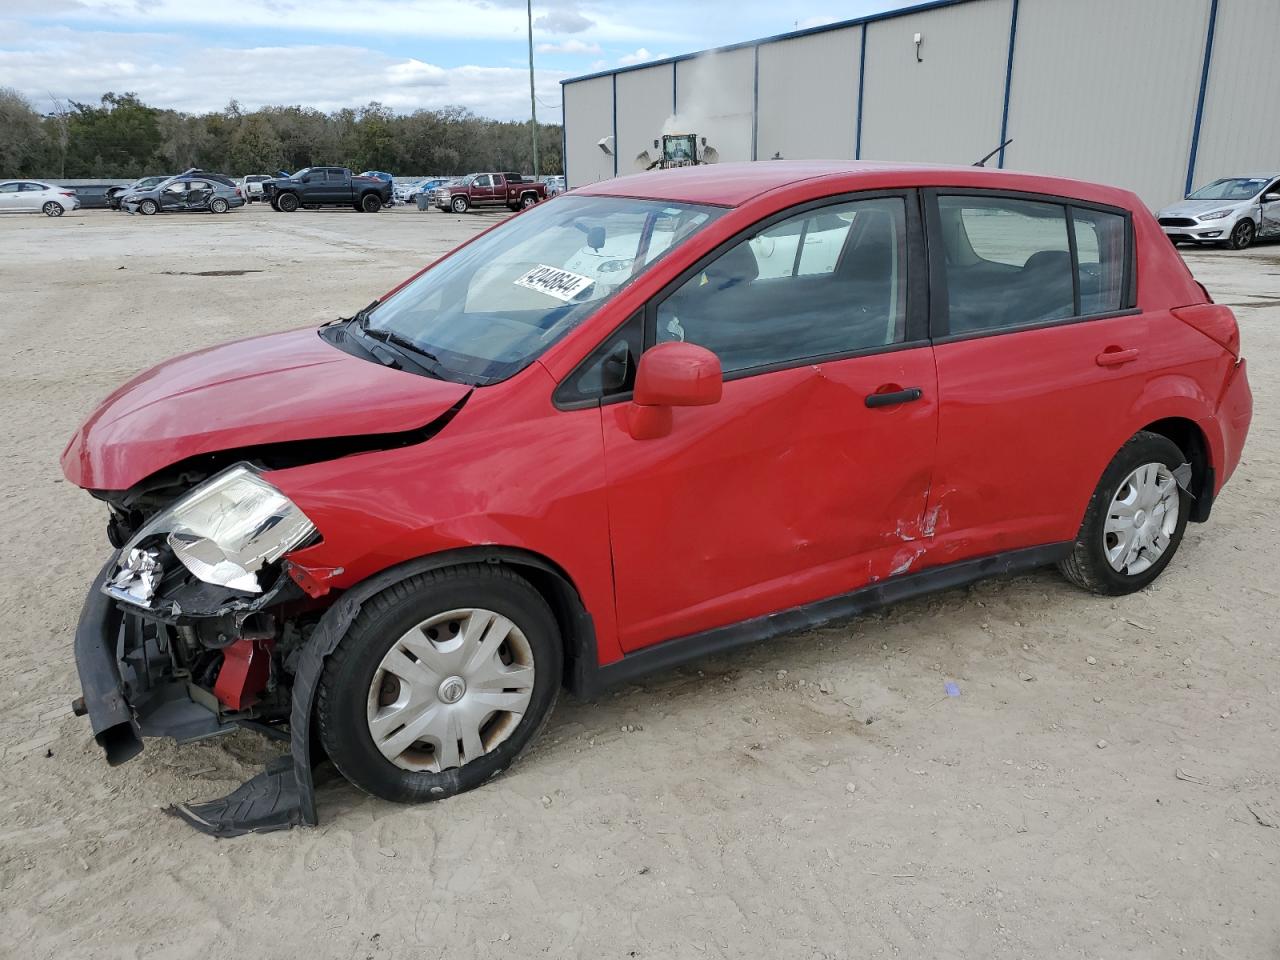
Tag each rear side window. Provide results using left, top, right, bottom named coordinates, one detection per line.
left=1073, top=208, right=1127, bottom=316
left=936, top=194, right=1131, bottom=336
left=654, top=196, right=909, bottom=375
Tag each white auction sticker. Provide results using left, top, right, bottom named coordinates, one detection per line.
left=514, top=264, right=595, bottom=302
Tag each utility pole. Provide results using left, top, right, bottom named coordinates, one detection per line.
left=527, top=0, right=539, bottom=177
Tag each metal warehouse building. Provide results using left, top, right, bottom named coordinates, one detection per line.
left=560, top=0, right=1280, bottom=209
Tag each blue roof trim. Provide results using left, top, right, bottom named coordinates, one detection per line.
left=562, top=0, right=980, bottom=85
left=997, top=0, right=1019, bottom=168
left=1185, top=0, right=1219, bottom=197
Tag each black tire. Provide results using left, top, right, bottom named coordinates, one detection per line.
left=361, top=193, right=382, bottom=213
left=1229, top=219, right=1255, bottom=250
left=277, top=192, right=300, bottom=213
left=42, top=201, right=64, bottom=217
left=521, top=192, right=538, bottom=209
left=138, top=199, right=158, bottom=216
left=451, top=195, right=469, bottom=214
left=210, top=197, right=229, bottom=214
left=317, top=564, right=562, bottom=803
left=1058, top=431, right=1192, bottom=596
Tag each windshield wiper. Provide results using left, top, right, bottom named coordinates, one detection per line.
left=354, top=322, right=447, bottom=378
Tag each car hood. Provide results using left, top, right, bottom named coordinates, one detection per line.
left=62, top=327, right=471, bottom=491
left=1157, top=198, right=1249, bottom=217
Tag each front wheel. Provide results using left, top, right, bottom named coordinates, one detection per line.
left=451, top=195, right=469, bottom=214
left=1058, top=431, right=1191, bottom=595
left=42, top=201, right=64, bottom=217
left=1229, top=219, right=1256, bottom=250
left=317, top=565, right=562, bottom=803
left=138, top=199, right=158, bottom=216
left=361, top=193, right=382, bottom=213
left=276, top=192, right=300, bottom=213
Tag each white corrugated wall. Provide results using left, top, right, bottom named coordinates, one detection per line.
left=756, top=27, right=862, bottom=162
left=563, top=0, right=1268, bottom=204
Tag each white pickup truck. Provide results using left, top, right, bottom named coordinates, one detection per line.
left=238, top=175, right=273, bottom=202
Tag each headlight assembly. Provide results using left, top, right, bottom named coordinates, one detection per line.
left=106, top=464, right=316, bottom=606
left=1198, top=209, right=1233, bottom=221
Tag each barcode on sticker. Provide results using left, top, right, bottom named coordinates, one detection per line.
left=514, top=265, right=594, bottom=302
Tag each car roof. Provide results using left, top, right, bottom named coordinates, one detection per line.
left=577, top=160, right=1141, bottom=210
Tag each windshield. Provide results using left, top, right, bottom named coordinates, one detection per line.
left=360, top=195, right=722, bottom=384
left=1188, top=178, right=1269, bottom=201
left=292, top=167, right=312, bottom=180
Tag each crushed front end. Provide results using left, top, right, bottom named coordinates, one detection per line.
left=72, top=463, right=330, bottom=832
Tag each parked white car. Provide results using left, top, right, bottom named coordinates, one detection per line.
left=0, top=180, right=80, bottom=217
left=1157, top=174, right=1280, bottom=250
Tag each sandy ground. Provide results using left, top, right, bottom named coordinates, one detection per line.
left=1, top=203, right=1277, bottom=960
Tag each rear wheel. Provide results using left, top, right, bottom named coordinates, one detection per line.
left=42, top=201, right=64, bottom=217
left=1229, top=219, right=1255, bottom=250
left=521, top=192, right=538, bottom=209
left=277, top=192, right=300, bottom=213
left=210, top=197, right=229, bottom=214
left=317, top=565, right=561, bottom=803
left=361, top=193, right=382, bottom=213
left=1058, top=431, right=1191, bottom=595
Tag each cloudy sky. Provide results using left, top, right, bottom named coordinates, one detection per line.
left=0, top=0, right=898, bottom=120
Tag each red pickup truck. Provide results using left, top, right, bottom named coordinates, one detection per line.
left=433, top=172, right=547, bottom=213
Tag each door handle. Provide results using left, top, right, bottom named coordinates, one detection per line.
left=1096, top=347, right=1140, bottom=367
left=865, top=386, right=923, bottom=408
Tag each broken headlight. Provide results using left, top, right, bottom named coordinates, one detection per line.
left=109, top=464, right=316, bottom=604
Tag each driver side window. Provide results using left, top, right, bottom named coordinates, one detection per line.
left=653, top=197, right=909, bottom=375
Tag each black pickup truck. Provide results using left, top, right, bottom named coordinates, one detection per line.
left=262, top=167, right=391, bottom=212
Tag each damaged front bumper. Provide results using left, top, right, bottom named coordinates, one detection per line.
left=72, top=554, right=312, bottom=835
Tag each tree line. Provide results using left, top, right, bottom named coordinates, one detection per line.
left=0, top=89, right=563, bottom=181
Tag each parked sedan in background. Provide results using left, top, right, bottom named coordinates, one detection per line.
left=0, top=180, right=80, bottom=217
left=1157, top=174, right=1280, bottom=250
left=107, top=176, right=168, bottom=210
left=122, top=172, right=244, bottom=215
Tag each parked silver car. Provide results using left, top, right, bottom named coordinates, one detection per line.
left=0, top=180, right=80, bottom=217
left=1157, top=174, right=1280, bottom=250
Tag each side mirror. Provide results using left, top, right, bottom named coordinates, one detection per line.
left=627, top=342, right=722, bottom=440
left=1264, top=193, right=1280, bottom=204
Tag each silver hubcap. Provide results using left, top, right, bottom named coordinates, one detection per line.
left=1104, top=462, right=1179, bottom=575
left=366, top=608, right=535, bottom=772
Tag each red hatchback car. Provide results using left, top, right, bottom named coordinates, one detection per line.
left=63, top=162, right=1252, bottom=834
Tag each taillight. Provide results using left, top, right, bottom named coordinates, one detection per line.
left=235, top=187, right=242, bottom=196
left=61, top=191, right=75, bottom=197
left=1172, top=304, right=1240, bottom=358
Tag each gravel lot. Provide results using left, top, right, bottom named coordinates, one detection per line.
left=1, top=203, right=1277, bottom=960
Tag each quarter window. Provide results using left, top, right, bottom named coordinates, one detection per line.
left=654, top=197, right=909, bottom=374
left=1072, top=207, right=1127, bottom=316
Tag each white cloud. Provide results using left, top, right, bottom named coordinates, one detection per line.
left=533, top=9, right=594, bottom=34
left=535, top=38, right=602, bottom=55
left=0, top=24, right=568, bottom=119
left=619, top=47, right=660, bottom=66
